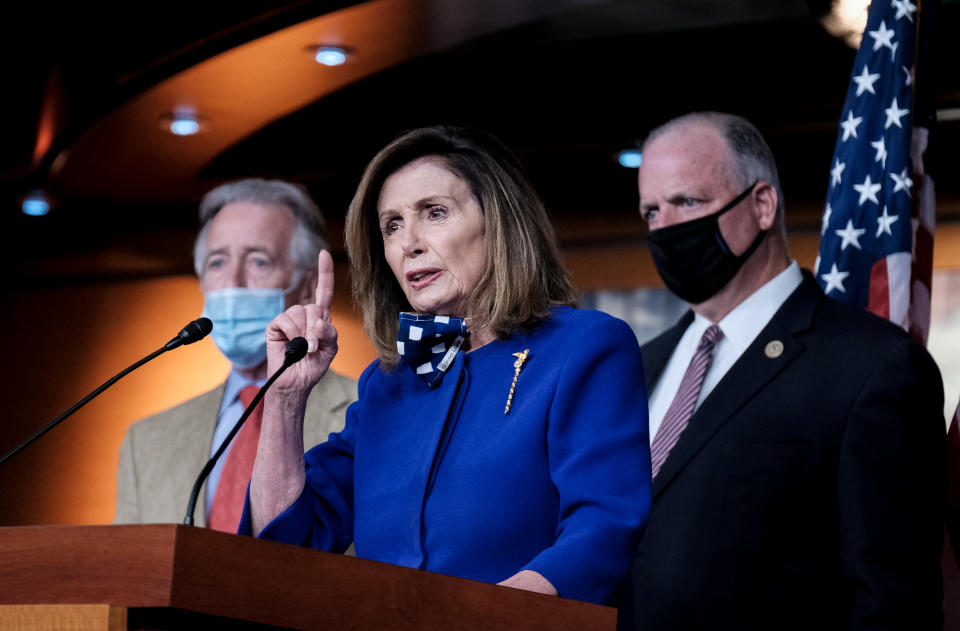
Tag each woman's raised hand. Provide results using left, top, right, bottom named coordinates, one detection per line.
left=265, top=250, right=339, bottom=397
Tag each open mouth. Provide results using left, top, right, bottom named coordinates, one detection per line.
left=407, top=269, right=441, bottom=288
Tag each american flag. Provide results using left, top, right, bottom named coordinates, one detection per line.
left=815, top=0, right=934, bottom=345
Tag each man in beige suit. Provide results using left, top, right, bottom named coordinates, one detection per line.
left=115, top=178, right=357, bottom=528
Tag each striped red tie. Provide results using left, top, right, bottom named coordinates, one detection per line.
left=650, top=325, right=723, bottom=478
left=207, top=385, right=263, bottom=532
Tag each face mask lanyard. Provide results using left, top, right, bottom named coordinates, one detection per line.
left=713, top=180, right=764, bottom=259
left=713, top=180, right=759, bottom=237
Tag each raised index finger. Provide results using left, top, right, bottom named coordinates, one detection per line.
left=315, top=249, right=335, bottom=313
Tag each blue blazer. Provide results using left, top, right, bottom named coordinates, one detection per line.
left=246, top=306, right=651, bottom=604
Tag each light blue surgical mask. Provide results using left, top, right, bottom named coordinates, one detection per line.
left=201, top=287, right=287, bottom=369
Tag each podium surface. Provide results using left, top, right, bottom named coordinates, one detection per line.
left=0, top=525, right=616, bottom=630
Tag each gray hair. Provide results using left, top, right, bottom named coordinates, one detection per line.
left=644, top=112, right=786, bottom=236
left=192, top=178, right=329, bottom=279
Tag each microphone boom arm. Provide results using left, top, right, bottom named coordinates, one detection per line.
left=0, top=318, right=212, bottom=468
left=182, top=336, right=309, bottom=527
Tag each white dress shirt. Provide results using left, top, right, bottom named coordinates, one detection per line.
left=205, top=369, right=266, bottom=517
left=648, top=261, right=803, bottom=443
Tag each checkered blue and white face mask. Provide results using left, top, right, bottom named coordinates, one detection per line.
left=396, top=313, right=470, bottom=388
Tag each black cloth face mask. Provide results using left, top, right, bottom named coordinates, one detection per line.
left=647, top=181, right=765, bottom=304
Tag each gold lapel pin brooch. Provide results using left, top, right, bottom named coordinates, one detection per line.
left=764, top=340, right=784, bottom=359
left=504, top=349, right=531, bottom=414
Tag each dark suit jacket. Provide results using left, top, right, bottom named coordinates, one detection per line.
left=631, top=272, right=945, bottom=630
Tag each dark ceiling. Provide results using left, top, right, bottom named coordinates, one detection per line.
left=4, top=0, right=959, bottom=287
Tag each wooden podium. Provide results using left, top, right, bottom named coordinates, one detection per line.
left=0, top=525, right=617, bottom=630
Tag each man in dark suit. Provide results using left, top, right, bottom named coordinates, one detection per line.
left=630, top=112, right=945, bottom=630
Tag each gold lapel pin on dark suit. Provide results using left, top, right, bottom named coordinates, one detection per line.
left=765, top=340, right=784, bottom=358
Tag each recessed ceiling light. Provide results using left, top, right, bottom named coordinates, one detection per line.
left=314, top=46, right=348, bottom=66
left=22, top=191, right=51, bottom=216
left=159, top=112, right=206, bottom=136
left=169, top=114, right=201, bottom=136
left=618, top=150, right=642, bottom=169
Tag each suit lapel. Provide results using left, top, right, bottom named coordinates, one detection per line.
left=642, top=311, right=694, bottom=393
left=651, top=276, right=822, bottom=499
left=309, top=371, right=355, bottom=416
left=177, top=383, right=226, bottom=527
left=303, top=371, right=356, bottom=446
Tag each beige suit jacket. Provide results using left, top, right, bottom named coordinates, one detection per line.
left=114, top=370, right=358, bottom=526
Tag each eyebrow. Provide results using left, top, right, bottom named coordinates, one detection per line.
left=377, top=195, right=457, bottom=219
left=417, top=195, right=455, bottom=205
left=204, top=245, right=274, bottom=261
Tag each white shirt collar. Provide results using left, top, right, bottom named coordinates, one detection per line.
left=647, top=261, right=803, bottom=443
left=692, top=260, right=804, bottom=347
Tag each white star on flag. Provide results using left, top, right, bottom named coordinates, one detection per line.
left=816, top=0, right=927, bottom=339
left=853, top=66, right=881, bottom=96
left=821, top=263, right=850, bottom=295
left=868, top=21, right=897, bottom=53
left=871, top=137, right=887, bottom=167
left=876, top=206, right=900, bottom=237
left=892, top=0, right=917, bottom=21
left=884, top=97, right=909, bottom=129
left=840, top=112, right=863, bottom=141
left=821, top=203, right=832, bottom=236
left=890, top=167, right=913, bottom=194
left=830, top=159, right=846, bottom=186
left=835, top=219, right=867, bottom=250
left=853, top=174, right=882, bottom=206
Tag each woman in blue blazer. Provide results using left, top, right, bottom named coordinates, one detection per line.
left=243, top=126, right=651, bottom=606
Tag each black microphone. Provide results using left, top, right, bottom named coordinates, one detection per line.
left=284, top=336, right=309, bottom=366
left=0, top=318, right=213, bottom=467
left=183, top=336, right=309, bottom=526
left=165, top=317, right=213, bottom=350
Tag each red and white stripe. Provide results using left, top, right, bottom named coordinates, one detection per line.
left=867, top=127, right=935, bottom=346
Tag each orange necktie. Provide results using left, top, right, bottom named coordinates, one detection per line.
left=207, top=385, right=263, bottom=532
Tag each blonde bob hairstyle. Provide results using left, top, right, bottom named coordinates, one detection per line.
left=345, top=125, right=577, bottom=366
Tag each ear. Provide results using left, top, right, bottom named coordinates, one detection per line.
left=752, top=181, right=779, bottom=230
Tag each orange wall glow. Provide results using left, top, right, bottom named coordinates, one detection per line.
left=0, top=271, right=375, bottom=526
